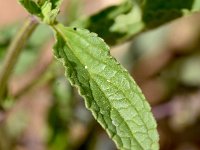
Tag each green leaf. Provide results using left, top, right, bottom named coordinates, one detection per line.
left=38, top=0, right=62, bottom=9
left=110, top=2, right=144, bottom=41
left=71, top=0, right=133, bottom=45
left=53, top=23, right=159, bottom=150
left=41, top=1, right=60, bottom=24
left=18, top=0, right=62, bottom=24
left=73, top=0, right=200, bottom=45
left=142, top=0, right=195, bottom=27
left=18, top=0, right=41, bottom=15
left=39, top=0, right=62, bottom=24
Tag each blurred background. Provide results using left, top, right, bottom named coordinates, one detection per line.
left=0, top=0, right=200, bottom=150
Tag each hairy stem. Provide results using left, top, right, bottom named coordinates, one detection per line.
left=0, top=16, right=39, bottom=102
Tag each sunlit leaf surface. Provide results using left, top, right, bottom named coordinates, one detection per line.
left=53, top=24, right=159, bottom=150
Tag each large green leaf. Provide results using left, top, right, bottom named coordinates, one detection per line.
left=53, top=23, right=159, bottom=150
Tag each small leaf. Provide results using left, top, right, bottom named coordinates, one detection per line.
left=18, top=0, right=62, bottom=24
left=38, top=0, right=62, bottom=9
left=18, top=0, right=41, bottom=15
left=41, top=1, right=60, bottom=24
left=53, top=23, right=159, bottom=150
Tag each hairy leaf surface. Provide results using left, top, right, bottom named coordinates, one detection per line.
left=53, top=24, right=159, bottom=150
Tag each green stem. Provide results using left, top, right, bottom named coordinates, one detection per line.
left=0, top=16, right=39, bottom=102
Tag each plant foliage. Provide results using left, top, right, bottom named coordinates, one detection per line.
left=53, top=24, right=159, bottom=149
left=12, top=0, right=200, bottom=149
left=72, top=0, right=200, bottom=45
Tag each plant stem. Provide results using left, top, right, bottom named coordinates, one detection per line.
left=0, top=16, right=39, bottom=102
